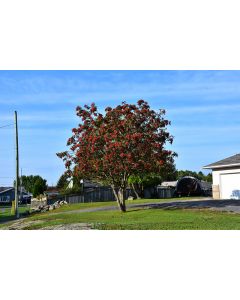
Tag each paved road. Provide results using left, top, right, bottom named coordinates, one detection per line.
left=142, top=199, right=240, bottom=213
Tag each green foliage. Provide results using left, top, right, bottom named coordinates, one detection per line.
left=63, top=184, right=82, bottom=195
left=205, top=173, right=213, bottom=182
left=128, top=163, right=177, bottom=198
left=177, top=170, right=212, bottom=182
left=127, top=168, right=211, bottom=198
left=32, top=178, right=47, bottom=197
left=57, top=173, right=83, bottom=195
left=159, top=162, right=178, bottom=181
left=56, top=173, right=69, bottom=190
left=14, top=175, right=48, bottom=194
left=128, top=173, right=162, bottom=188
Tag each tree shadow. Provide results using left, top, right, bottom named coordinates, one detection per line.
left=0, top=215, right=16, bottom=224
left=132, top=200, right=240, bottom=211
left=126, top=208, right=145, bottom=213
left=0, top=211, right=30, bottom=224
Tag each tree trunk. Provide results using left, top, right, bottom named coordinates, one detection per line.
left=118, top=188, right=126, bottom=212
left=111, top=185, right=126, bottom=212
left=131, top=183, right=141, bottom=199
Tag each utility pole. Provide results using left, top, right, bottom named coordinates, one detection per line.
left=20, top=168, right=23, bottom=203
left=14, top=111, right=19, bottom=218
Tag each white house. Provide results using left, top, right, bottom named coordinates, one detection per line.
left=203, top=153, right=240, bottom=200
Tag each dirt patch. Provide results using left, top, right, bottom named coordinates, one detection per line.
left=1, top=220, right=45, bottom=230
left=41, top=223, right=93, bottom=230
left=1, top=220, right=93, bottom=230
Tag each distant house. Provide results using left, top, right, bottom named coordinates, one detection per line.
left=82, top=179, right=102, bottom=189
left=0, top=187, right=31, bottom=204
left=160, top=181, right=178, bottom=188
left=0, top=187, right=15, bottom=203
left=44, top=187, right=60, bottom=199
left=203, top=153, right=240, bottom=199
left=67, top=179, right=102, bottom=189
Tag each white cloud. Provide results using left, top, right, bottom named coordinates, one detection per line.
left=1, top=71, right=240, bottom=106
left=168, top=103, right=240, bottom=115
left=0, top=109, right=77, bottom=123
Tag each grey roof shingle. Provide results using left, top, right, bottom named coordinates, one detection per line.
left=203, top=153, right=240, bottom=169
left=0, top=187, right=14, bottom=194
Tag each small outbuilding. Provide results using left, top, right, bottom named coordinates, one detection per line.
left=0, top=187, right=15, bottom=203
left=203, top=153, right=240, bottom=200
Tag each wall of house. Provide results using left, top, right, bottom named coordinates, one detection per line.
left=212, top=167, right=240, bottom=199
left=0, top=189, right=15, bottom=203
left=213, top=167, right=240, bottom=185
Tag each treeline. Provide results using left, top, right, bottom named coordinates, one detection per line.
left=56, top=167, right=212, bottom=197
left=14, top=175, right=47, bottom=198
left=176, top=170, right=212, bottom=182
left=18, top=170, right=211, bottom=198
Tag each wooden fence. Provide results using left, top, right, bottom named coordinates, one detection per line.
left=46, top=186, right=178, bottom=205
left=47, top=187, right=135, bottom=205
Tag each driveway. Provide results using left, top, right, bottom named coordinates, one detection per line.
left=140, top=199, right=240, bottom=213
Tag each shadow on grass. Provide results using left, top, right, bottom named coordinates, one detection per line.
left=0, top=215, right=16, bottom=224
left=139, top=200, right=240, bottom=211
left=126, top=208, right=147, bottom=213
left=0, top=211, right=30, bottom=224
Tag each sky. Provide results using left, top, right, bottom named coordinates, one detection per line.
left=0, top=70, right=240, bottom=186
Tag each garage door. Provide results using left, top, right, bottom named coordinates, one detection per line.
left=220, top=173, right=240, bottom=199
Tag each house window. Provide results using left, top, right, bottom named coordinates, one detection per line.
left=0, top=196, right=10, bottom=202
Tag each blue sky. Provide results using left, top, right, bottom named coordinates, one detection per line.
left=0, top=70, right=240, bottom=186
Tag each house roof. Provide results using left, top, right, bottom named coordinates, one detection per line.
left=203, top=153, right=240, bottom=169
left=0, top=187, right=14, bottom=194
left=160, top=181, right=178, bottom=187
left=46, top=186, right=59, bottom=192
left=0, top=187, right=10, bottom=192
left=83, top=180, right=101, bottom=188
left=0, top=187, right=30, bottom=195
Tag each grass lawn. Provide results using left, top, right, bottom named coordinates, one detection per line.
left=1, top=197, right=240, bottom=230
left=45, top=196, right=207, bottom=214
left=0, top=205, right=30, bottom=223
left=0, top=197, right=185, bottom=225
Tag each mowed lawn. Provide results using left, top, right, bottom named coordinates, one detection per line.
left=0, top=205, right=30, bottom=222
left=2, top=197, right=240, bottom=230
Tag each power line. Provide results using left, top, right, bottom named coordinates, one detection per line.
left=0, top=123, right=14, bottom=129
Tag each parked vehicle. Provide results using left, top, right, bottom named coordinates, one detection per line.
left=175, top=176, right=212, bottom=197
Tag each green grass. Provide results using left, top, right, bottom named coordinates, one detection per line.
left=3, top=197, right=240, bottom=230
left=1, top=198, right=175, bottom=228
left=47, top=196, right=206, bottom=214
left=0, top=205, right=30, bottom=223
left=20, top=208, right=240, bottom=230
